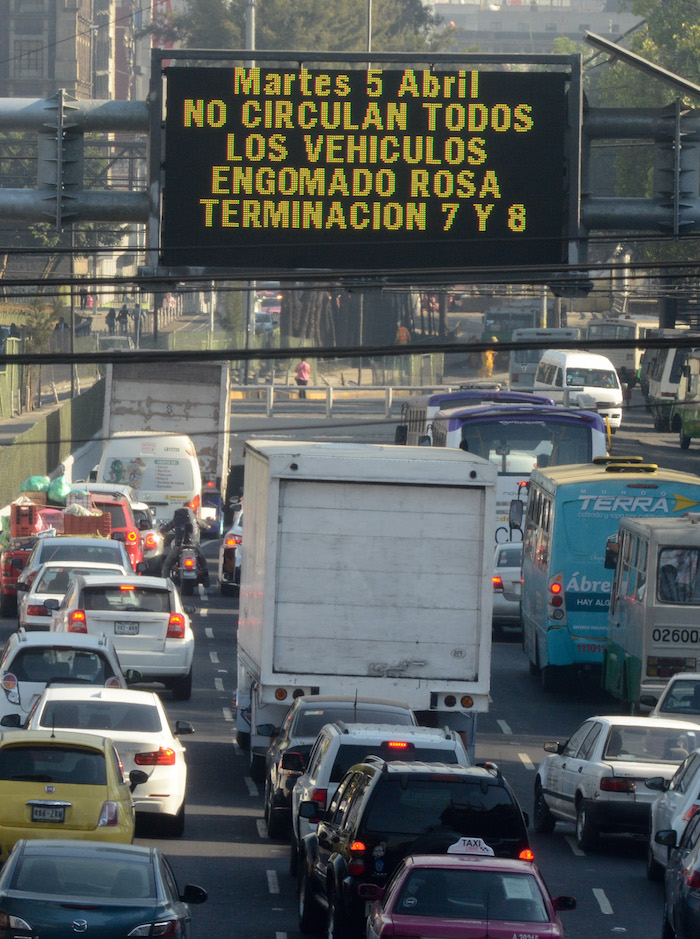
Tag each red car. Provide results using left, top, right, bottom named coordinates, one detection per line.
left=90, top=496, right=143, bottom=569
left=361, top=840, right=576, bottom=939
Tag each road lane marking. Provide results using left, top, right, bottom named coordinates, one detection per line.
left=593, top=888, right=613, bottom=914
left=245, top=777, right=258, bottom=796
left=210, top=651, right=219, bottom=663
left=497, top=720, right=511, bottom=735
left=267, top=870, right=280, bottom=894
left=222, top=708, right=233, bottom=721
left=256, top=819, right=267, bottom=839
left=565, top=835, right=585, bottom=857
left=518, top=753, right=534, bottom=770
left=198, top=608, right=210, bottom=616
left=215, top=677, right=224, bottom=691
left=205, top=627, right=214, bottom=639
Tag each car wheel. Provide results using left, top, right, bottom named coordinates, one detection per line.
left=298, top=860, right=324, bottom=933
left=533, top=785, right=556, bottom=834
left=250, top=750, right=266, bottom=784
left=575, top=800, right=598, bottom=851
left=327, top=887, right=350, bottom=939
left=0, top=591, right=16, bottom=618
left=237, top=731, right=250, bottom=751
left=170, top=667, right=193, bottom=701
left=540, top=665, right=558, bottom=692
left=289, top=835, right=299, bottom=877
left=163, top=802, right=185, bottom=837
left=646, top=843, right=664, bottom=882
left=662, top=898, right=675, bottom=939
left=265, top=787, right=287, bottom=840
left=680, top=432, right=691, bottom=450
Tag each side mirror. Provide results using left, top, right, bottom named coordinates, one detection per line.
left=111, top=531, right=126, bottom=542
left=604, top=536, right=619, bottom=570
left=0, top=713, right=22, bottom=728
left=182, top=604, right=196, bottom=615
left=509, top=499, right=524, bottom=532
left=639, top=694, right=658, bottom=709
left=44, top=598, right=60, bottom=611
left=645, top=776, right=669, bottom=792
left=129, top=769, right=149, bottom=792
left=655, top=829, right=678, bottom=848
left=124, top=668, right=143, bottom=685
left=15, top=582, right=29, bottom=592
left=553, top=896, right=576, bottom=912
left=300, top=801, right=325, bottom=820
left=281, top=750, right=306, bottom=774
left=174, top=720, right=195, bottom=736
left=357, top=884, right=384, bottom=901
left=256, top=723, right=277, bottom=737
left=181, top=884, right=208, bottom=905
left=544, top=741, right=563, bottom=754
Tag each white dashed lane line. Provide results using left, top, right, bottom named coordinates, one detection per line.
left=204, top=627, right=214, bottom=639
left=518, top=753, right=535, bottom=770
left=497, top=720, right=511, bottom=735
left=267, top=870, right=280, bottom=894
left=222, top=707, right=233, bottom=721
left=214, top=677, right=224, bottom=691
left=209, top=651, right=219, bottom=664
left=256, top=819, right=267, bottom=839
left=593, top=888, right=613, bottom=914
left=565, top=836, right=585, bottom=857
left=245, top=777, right=258, bottom=796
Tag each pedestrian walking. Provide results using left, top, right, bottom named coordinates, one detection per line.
left=79, top=287, right=87, bottom=309
left=117, top=305, right=129, bottom=335
left=105, top=308, right=116, bottom=334
left=294, top=358, right=311, bottom=399
left=85, top=293, right=94, bottom=309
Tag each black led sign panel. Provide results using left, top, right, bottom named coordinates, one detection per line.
left=160, top=67, right=569, bottom=272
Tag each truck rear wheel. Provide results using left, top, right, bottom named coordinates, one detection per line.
left=680, top=431, right=691, bottom=450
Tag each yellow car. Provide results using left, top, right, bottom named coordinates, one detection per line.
left=0, top=730, right=146, bottom=861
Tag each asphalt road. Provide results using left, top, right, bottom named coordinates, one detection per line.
left=0, top=385, right=693, bottom=938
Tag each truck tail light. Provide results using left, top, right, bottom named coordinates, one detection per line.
left=68, top=610, right=87, bottom=632
left=97, top=801, right=119, bottom=826
left=348, top=840, right=366, bottom=877
left=166, top=614, right=185, bottom=638
left=548, top=573, right=567, bottom=623
left=600, top=778, right=636, bottom=793
left=135, top=747, right=176, bottom=766
left=225, top=534, right=242, bottom=547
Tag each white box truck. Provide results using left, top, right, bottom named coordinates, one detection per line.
left=235, top=440, right=497, bottom=775
left=99, top=362, right=230, bottom=522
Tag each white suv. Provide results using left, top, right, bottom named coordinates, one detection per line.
left=288, top=722, right=470, bottom=870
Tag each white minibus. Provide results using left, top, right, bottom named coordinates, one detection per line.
left=96, top=432, right=201, bottom=525
left=533, top=349, right=623, bottom=431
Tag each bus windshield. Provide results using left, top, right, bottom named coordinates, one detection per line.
left=460, top=418, right=593, bottom=471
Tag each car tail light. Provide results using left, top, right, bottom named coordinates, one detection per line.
left=311, top=788, right=327, bottom=806
left=167, top=614, right=185, bottom=639
left=683, top=803, right=700, bottom=822
left=493, top=576, right=504, bottom=591
left=97, top=801, right=119, bottom=826
left=68, top=610, right=87, bottom=633
left=600, top=778, right=636, bottom=793
left=135, top=747, right=176, bottom=766
left=225, top=534, right=242, bottom=547
left=105, top=676, right=121, bottom=689
left=348, top=840, right=366, bottom=877
left=144, top=533, right=158, bottom=551
left=126, top=531, right=138, bottom=544
left=1, top=673, right=17, bottom=693
left=131, top=920, right=179, bottom=937
left=0, top=913, right=32, bottom=931
left=686, top=871, right=700, bottom=890
left=25, top=572, right=37, bottom=587
left=26, top=605, right=51, bottom=617
left=518, top=848, right=535, bottom=861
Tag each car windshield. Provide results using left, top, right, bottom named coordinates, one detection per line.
left=294, top=707, right=413, bottom=738
left=35, top=567, right=119, bottom=594
left=329, top=745, right=458, bottom=782
left=0, top=745, right=106, bottom=784
left=658, top=680, right=700, bottom=715
left=565, top=368, right=618, bottom=388
left=39, top=700, right=161, bottom=733
left=395, top=868, right=548, bottom=923
left=39, top=545, right=124, bottom=565
left=604, top=725, right=699, bottom=762
left=11, top=856, right=155, bottom=898
left=364, top=778, right=521, bottom=840
left=82, top=586, right=170, bottom=613
left=497, top=547, right=522, bottom=568
left=8, top=649, right=117, bottom=685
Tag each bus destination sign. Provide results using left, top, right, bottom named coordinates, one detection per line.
left=160, top=67, right=569, bottom=273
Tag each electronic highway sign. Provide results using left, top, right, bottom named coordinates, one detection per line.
left=159, top=66, right=570, bottom=273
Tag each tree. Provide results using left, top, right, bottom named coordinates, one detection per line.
left=162, top=0, right=443, bottom=52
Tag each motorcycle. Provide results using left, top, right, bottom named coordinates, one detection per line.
left=162, top=527, right=208, bottom=596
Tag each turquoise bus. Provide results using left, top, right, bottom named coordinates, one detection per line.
left=520, top=459, right=700, bottom=691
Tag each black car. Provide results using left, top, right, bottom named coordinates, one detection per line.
left=0, top=838, right=207, bottom=938
left=297, top=759, right=531, bottom=937
left=658, top=811, right=700, bottom=939
left=263, top=695, right=416, bottom=836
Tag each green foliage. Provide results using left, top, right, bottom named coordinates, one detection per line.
left=21, top=297, right=55, bottom=355
left=164, top=0, right=442, bottom=51
left=620, top=0, right=700, bottom=84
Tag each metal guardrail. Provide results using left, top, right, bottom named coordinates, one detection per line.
left=230, top=384, right=465, bottom=418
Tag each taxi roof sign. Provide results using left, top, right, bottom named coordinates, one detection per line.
left=447, top=837, right=495, bottom=856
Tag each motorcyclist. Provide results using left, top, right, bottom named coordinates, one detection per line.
left=160, top=504, right=210, bottom=587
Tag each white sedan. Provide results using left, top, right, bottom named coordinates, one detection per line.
left=25, top=685, right=193, bottom=835
left=18, top=561, right=129, bottom=632
left=48, top=575, right=195, bottom=701
left=533, top=715, right=700, bottom=850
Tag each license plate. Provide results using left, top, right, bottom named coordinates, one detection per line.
left=31, top=805, right=65, bottom=823
left=115, top=621, right=139, bottom=635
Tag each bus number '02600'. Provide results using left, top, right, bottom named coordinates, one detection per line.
left=652, top=628, right=700, bottom=645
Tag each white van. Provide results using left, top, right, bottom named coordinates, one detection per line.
left=533, top=349, right=623, bottom=431
left=96, top=432, right=201, bottom=525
